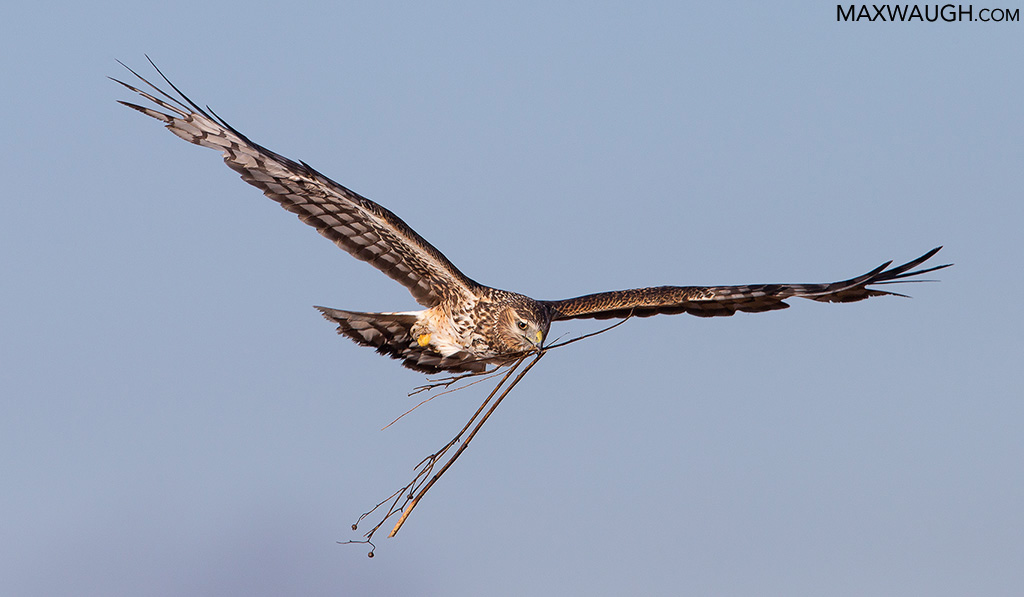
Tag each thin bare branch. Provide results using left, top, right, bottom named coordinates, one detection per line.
left=543, top=314, right=633, bottom=350
left=385, top=367, right=515, bottom=430
left=341, top=317, right=635, bottom=556
left=408, top=366, right=502, bottom=397
left=388, top=351, right=546, bottom=537
left=347, top=357, right=532, bottom=555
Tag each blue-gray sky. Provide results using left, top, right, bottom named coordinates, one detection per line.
left=3, top=2, right=1022, bottom=595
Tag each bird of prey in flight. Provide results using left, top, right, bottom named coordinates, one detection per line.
left=113, top=61, right=949, bottom=375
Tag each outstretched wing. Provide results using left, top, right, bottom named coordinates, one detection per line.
left=543, top=247, right=950, bottom=321
left=112, top=59, right=480, bottom=308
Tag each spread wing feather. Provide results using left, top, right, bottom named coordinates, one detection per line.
left=112, top=59, right=479, bottom=308
left=543, top=247, right=950, bottom=321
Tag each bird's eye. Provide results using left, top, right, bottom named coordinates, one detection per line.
left=517, top=320, right=528, bottom=330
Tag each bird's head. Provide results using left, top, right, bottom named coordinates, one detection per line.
left=496, top=300, right=550, bottom=354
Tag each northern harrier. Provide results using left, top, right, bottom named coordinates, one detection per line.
left=113, top=62, right=949, bottom=374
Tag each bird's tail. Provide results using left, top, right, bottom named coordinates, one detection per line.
left=314, top=307, right=486, bottom=373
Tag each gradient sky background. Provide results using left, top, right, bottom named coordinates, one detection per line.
left=3, top=2, right=1022, bottom=595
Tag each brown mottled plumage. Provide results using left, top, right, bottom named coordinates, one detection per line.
left=114, top=60, right=950, bottom=373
